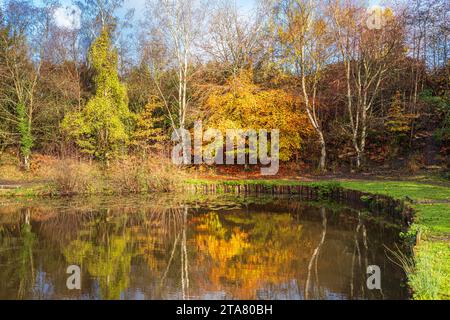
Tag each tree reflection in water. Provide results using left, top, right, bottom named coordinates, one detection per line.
left=305, top=208, right=327, bottom=300
left=0, top=195, right=408, bottom=300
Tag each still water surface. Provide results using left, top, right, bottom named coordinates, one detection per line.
left=0, top=195, right=408, bottom=300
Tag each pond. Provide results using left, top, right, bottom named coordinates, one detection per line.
left=0, top=194, right=409, bottom=300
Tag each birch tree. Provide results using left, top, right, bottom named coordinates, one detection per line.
left=276, top=0, right=333, bottom=170
left=146, top=0, right=206, bottom=131
left=330, top=1, right=403, bottom=168
left=203, top=0, right=269, bottom=73
left=0, top=0, right=48, bottom=169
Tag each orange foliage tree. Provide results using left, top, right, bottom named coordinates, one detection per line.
left=205, top=70, right=312, bottom=161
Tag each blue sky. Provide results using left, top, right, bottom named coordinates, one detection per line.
left=30, top=0, right=384, bottom=30
left=124, top=0, right=383, bottom=22
left=69, top=0, right=382, bottom=18
left=38, top=0, right=265, bottom=30
left=124, top=0, right=257, bottom=19
left=120, top=0, right=382, bottom=15
left=50, top=0, right=258, bottom=20
left=120, top=0, right=382, bottom=16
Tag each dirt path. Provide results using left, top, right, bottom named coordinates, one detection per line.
left=0, top=180, right=23, bottom=189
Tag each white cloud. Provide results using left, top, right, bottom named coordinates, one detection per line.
left=54, top=5, right=81, bottom=30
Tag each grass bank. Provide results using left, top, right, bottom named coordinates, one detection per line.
left=339, top=180, right=449, bottom=300
left=186, top=178, right=450, bottom=300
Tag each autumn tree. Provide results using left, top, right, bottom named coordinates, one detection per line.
left=387, top=92, right=412, bottom=135
left=62, top=28, right=130, bottom=163
left=386, top=91, right=416, bottom=154
left=131, top=98, right=166, bottom=157
left=75, top=0, right=127, bottom=45
left=0, top=0, right=48, bottom=169
left=275, top=0, right=333, bottom=170
left=330, top=2, right=404, bottom=168
left=0, top=28, right=32, bottom=166
left=145, top=0, right=206, bottom=132
left=204, top=0, right=270, bottom=73
left=206, top=70, right=312, bottom=161
left=126, top=64, right=153, bottom=113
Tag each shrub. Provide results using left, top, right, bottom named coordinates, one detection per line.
left=109, top=156, right=183, bottom=194
left=49, top=159, right=102, bottom=195
left=0, top=152, right=26, bottom=181
left=146, top=157, right=184, bottom=192
left=442, top=171, right=450, bottom=181
left=406, top=153, right=424, bottom=173
left=109, top=158, right=148, bottom=194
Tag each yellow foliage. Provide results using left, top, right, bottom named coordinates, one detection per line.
left=206, top=70, right=313, bottom=161
left=193, top=212, right=305, bottom=299
left=387, top=91, right=415, bottom=135
left=131, top=98, right=166, bottom=155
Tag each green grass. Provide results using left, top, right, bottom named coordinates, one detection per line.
left=337, top=180, right=449, bottom=299
left=339, top=181, right=450, bottom=202
left=338, top=180, right=450, bottom=232
left=186, top=178, right=450, bottom=200
left=409, top=241, right=450, bottom=300
left=0, top=183, right=55, bottom=198
left=411, top=204, right=450, bottom=235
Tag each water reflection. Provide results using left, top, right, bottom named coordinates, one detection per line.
left=0, top=195, right=408, bottom=300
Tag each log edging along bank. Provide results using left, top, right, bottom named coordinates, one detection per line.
left=186, top=182, right=415, bottom=228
